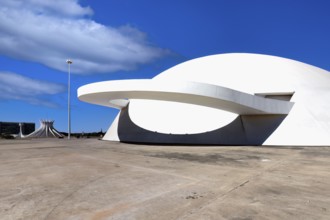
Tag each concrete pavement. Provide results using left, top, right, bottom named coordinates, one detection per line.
left=0, top=139, right=329, bottom=219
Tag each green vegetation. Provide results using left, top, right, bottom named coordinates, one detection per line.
left=0, top=133, right=15, bottom=139
left=60, top=131, right=105, bottom=139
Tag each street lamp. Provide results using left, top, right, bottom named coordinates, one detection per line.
left=66, top=59, right=73, bottom=139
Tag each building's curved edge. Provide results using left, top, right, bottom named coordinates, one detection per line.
left=78, top=79, right=294, bottom=115
left=103, top=113, right=120, bottom=141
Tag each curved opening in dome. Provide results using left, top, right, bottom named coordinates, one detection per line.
left=128, top=99, right=237, bottom=135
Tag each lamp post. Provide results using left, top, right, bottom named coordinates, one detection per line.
left=66, top=59, right=73, bottom=139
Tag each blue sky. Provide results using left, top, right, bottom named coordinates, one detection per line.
left=1, top=0, right=330, bottom=133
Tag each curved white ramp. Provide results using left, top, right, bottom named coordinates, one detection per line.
left=78, top=80, right=294, bottom=115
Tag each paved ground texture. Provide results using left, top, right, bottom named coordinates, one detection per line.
left=0, top=139, right=329, bottom=220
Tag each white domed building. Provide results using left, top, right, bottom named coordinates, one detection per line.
left=78, top=53, right=330, bottom=146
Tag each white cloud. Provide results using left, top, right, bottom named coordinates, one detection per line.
left=0, top=0, right=168, bottom=74
left=0, top=72, right=65, bottom=107
left=1, top=0, right=93, bottom=17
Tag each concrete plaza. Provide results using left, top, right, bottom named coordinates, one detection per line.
left=0, top=139, right=329, bottom=219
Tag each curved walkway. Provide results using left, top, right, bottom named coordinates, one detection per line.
left=78, top=80, right=294, bottom=115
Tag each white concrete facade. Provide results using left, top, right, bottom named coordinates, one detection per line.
left=78, top=53, right=330, bottom=145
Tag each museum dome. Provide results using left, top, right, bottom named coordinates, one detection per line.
left=78, top=53, right=330, bottom=145
left=129, top=53, right=330, bottom=137
left=154, top=53, right=327, bottom=95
